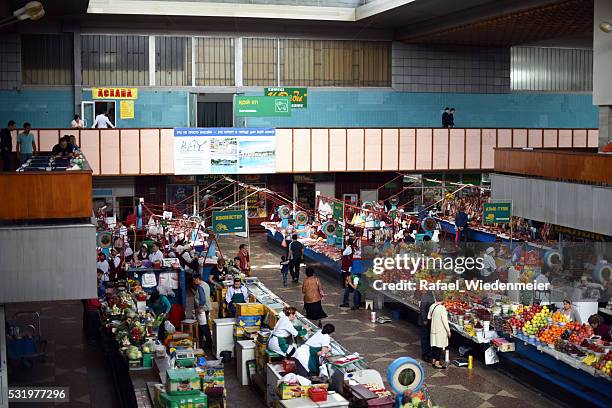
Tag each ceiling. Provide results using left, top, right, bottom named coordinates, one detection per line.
left=0, top=0, right=594, bottom=48
left=395, top=0, right=594, bottom=46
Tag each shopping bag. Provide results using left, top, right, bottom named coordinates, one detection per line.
left=164, top=319, right=176, bottom=334
left=484, top=346, right=499, bottom=365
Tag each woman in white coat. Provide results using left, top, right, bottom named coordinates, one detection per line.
left=428, top=298, right=451, bottom=369
left=268, top=306, right=305, bottom=357
left=295, top=324, right=335, bottom=375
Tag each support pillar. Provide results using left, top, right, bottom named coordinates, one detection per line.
left=599, top=106, right=612, bottom=151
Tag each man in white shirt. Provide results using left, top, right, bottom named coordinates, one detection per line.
left=96, top=252, right=110, bottom=282
left=149, top=242, right=164, bottom=263
left=92, top=111, right=115, bottom=128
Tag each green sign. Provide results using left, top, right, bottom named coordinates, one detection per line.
left=235, top=96, right=291, bottom=117
left=212, top=210, right=247, bottom=234
left=264, top=87, right=308, bottom=108
left=483, top=202, right=512, bottom=224
left=332, top=202, right=344, bottom=221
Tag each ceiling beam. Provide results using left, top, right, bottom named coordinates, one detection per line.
left=355, top=0, right=416, bottom=21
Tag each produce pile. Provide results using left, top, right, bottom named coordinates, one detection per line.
left=510, top=305, right=611, bottom=378
left=102, top=287, right=162, bottom=365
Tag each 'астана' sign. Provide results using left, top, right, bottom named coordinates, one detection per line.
left=92, top=88, right=138, bottom=99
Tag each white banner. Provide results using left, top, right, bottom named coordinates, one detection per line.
left=173, top=128, right=276, bottom=175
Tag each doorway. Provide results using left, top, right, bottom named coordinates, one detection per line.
left=197, top=94, right=234, bottom=127
left=81, top=101, right=116, bottom=128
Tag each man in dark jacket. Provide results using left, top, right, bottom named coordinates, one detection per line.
left=0, top=120, right=16, bottom=171
left=455, top=206, right=469, bottom=243
left=441, top=107, right=450, bottom=128
left=449, top=108, right=456, bottom=127
left=418, top=290, right=436, bottom=362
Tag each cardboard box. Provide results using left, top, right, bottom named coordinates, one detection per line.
left=278, top=383, right=328, bottom=400
left=165, top=369, right=201, bottom=396
left=160, top=391, right=207, bottom=408
left=492, top=338, right=515, bottom=352
left=236, top=303, right=264, bottom=316
left=237, top=315, right=262, bottom=327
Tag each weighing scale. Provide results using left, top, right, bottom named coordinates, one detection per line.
left=386, top=357, right=425, bottom=408
left=322, top=221, right=338, bottom=247
left=174, top=349, right=196, bottom=367
left=278, top=205, right=292, bottom=228
left=295, top=211, right=309, bottom=238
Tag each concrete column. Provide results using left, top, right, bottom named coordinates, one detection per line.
left=599, top=106, right=612, bottom=150
left=234, top=37, right=243, bottom=88
left=149, top=35, right=155, bottom=86
left=73, top=30, right=82, bottom=117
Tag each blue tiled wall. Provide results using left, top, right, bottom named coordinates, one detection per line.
left=81, top=89, right=188, bottom=128
left=0, top=89, right=597, bottom=129
left=0, top=89, right=74, bottom=128
left=244, top=91, right=598, bottom=128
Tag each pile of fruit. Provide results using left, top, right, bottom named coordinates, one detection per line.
left=594, top=352, right=612, bottom=376
left=552, top=310, right=568, bottom=323
left=400, top=390, right=428, bottom=408
left=519, top=305, right=551, bottom=336
left=565, top=322, right=594, bottom=345
left=537, top=324, right=565, bottom=345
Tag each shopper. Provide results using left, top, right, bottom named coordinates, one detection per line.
left=562, top=299, right=581, bottom=323
left=428, top=296, right=451, bottom=369
left=149, top=242, right=164, bottom=264
left=288, top=234, right=304, bottom=282
left=268, top=306, right=304, bottom=357
left=236, top=244, right=251, bottom=277
left=193, top=274, right=213, bottom=351
left=17, top=122, right=36, bottom=165
left=345, top=272, right=364, bottom=310
left=481, top=247, right=497, bottom=282
left=454, top=206, right=468, bottom=243
left=418, top=290, right=436, bottom=362
left=280, top=255, right=290, bottom=286
left=441, top=107, right=450, bottom=128
left=588, top=314, right=611, bottom=341
left=341, top=239, right=354, bottom=289
left=284, top=219, right=296, bottom=255
left=225, top=277, right=248, bottom=317
left=448, top=108, right=456, bottom=127
left=295, top=324, right=335, bottom=376
left=0, top=120, right=16, bottom=171
left=302, top=267, right=327, bottom=326
left=92, top=111, right=115, bottom=128
left=85, top=297, right=102, bottom=344
left=71, top=114, right=85, bottom=129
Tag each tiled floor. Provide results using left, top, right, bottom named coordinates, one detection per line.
left=4, top=232, right=569, bottom=408
left=217, top=233, right=567, bottom=408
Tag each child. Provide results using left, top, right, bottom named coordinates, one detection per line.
left=280, top=255, right=290, bottom=287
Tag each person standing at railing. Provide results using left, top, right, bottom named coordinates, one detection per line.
left=71, top=114, right=85, bottom=129
left=441, top=107, right=450, bottom=128
left=0, top=120, right=16, bottom=171
left=17, top=122, right=36, bottom=165
left=92, top=111, right=115, bottom=128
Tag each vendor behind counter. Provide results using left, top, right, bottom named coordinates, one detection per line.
left=295, top=324, right=335, bottom=376
left=268, top=306, right=307, bottom=357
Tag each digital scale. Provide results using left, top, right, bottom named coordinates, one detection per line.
left=174, top=349, right=196, bottom=367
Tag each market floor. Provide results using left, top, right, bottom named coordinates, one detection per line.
left=5, top=301, right=118, bottom=408
left=217, top=233, right=568, bottom=408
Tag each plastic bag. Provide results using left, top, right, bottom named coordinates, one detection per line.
left=484, top=346, right=499, bottom=365
left=164, top=319, right=176, bottom=334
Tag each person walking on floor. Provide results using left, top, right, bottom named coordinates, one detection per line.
left=280, top=255, right=290, bottom=287
left=16, top=122, right=36, bottom=165
left=288, top=234, right=304, bottom=283
left=441, top=107, right=450, bottom=128
left=302, top=267, right=327, bottom=327
left=0, top=120, right=16, bottom=171
left=193, top=274, right=213, bottom=352
left=418, top=290, right=436, bottom=362
left=428, top=296, right=451, bottom=369
left=448, top=108, right=456, bottom=128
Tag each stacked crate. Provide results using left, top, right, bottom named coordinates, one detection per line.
left=234, top=303, right=264, bottom=340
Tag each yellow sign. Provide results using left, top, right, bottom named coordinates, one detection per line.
left=119, top=100, right=135, bottom=119
left=92, top=87, right=138, bottom=99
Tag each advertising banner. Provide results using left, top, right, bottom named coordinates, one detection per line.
left=173, top=128, right=276, bottom=175
left=92, top=87, right=138, bottom=99
left=483, top=202, right=512, bottom=224
left=264, top=87, right=308, bottom=108
left=235, top=96, right=291, bottom=117
left=212, top=210, right=247, bottom=234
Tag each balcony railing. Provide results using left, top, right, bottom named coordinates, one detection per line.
left=4, top=128, right=598, bottom=176
left=494, top=148, right=612, bottom=185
